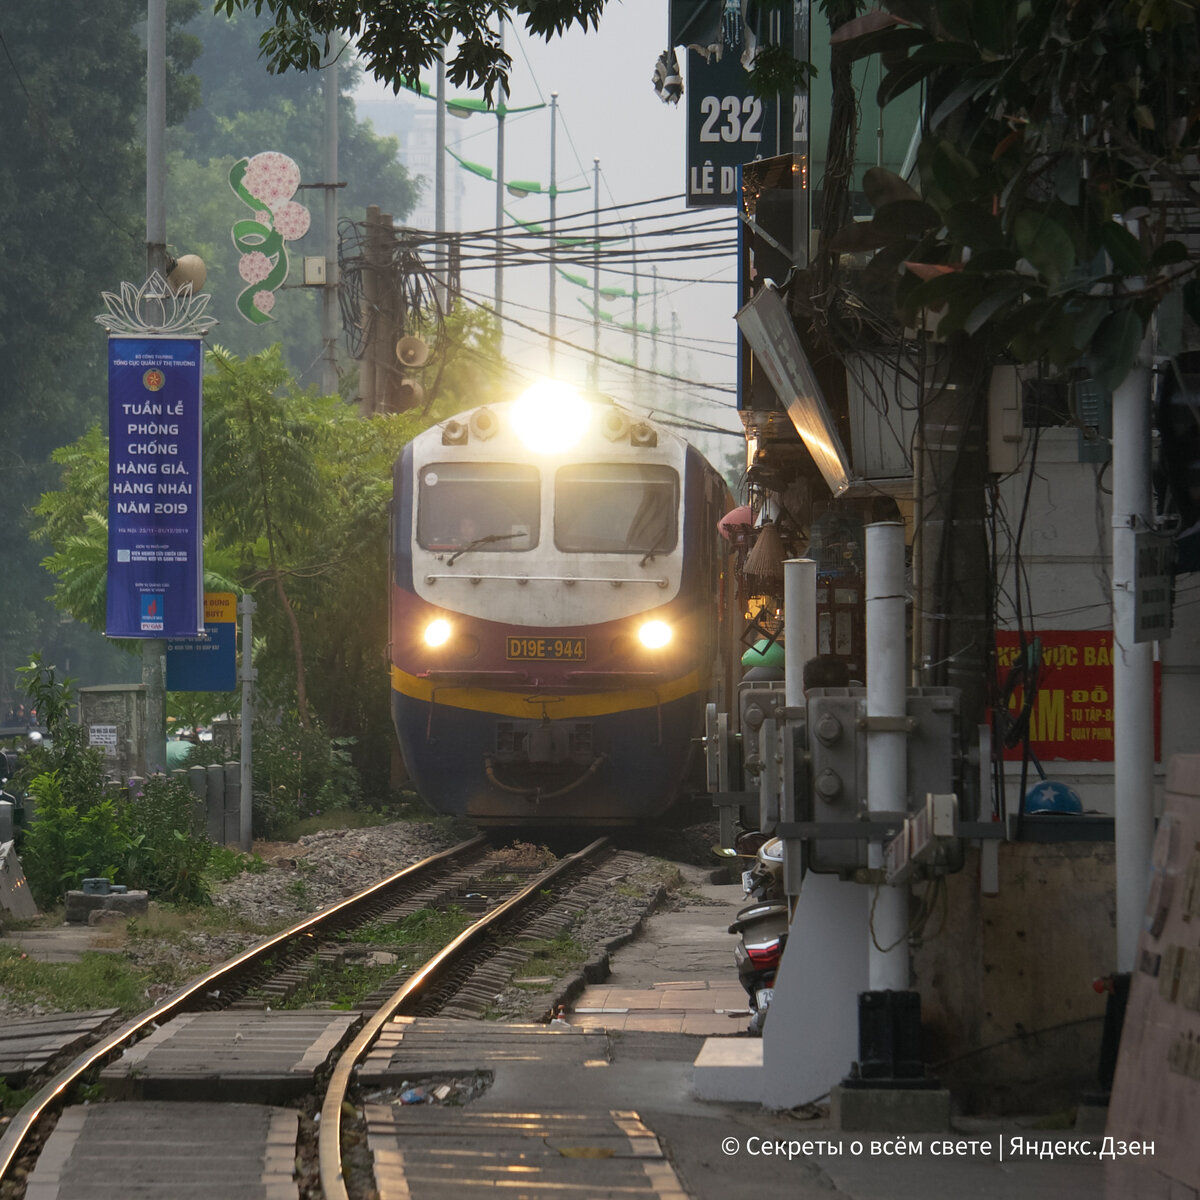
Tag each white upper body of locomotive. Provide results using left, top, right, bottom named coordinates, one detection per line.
left=407, top=387, right=687, bottom=628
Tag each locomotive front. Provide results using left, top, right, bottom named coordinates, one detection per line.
left=389, top=386, right=729, bottom=826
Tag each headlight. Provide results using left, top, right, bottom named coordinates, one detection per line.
left=510, top=380, right=591, bottom=454
left=423, top=618, right=452, bottom=647
left=637, top=619, right=672, bottom=650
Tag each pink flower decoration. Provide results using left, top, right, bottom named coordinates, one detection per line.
left=273, top=200, right=311, bottom=241
left=253, top=290, right=276, bottom=314
left=239, top=251, right=273, bottom=284
left=243, top=152, right=301, bottom=207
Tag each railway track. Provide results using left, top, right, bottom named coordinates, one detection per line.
left=0, top=834, right=625, bottom=1199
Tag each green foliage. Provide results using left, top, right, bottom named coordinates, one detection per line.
left=0, top=1, right=200, bottom=700
left=215, top=0, right=608, bottom=105
left=188, top=713, right=362, bottom=838
left=207, top=842, right=267, bottom=881
left=13, top=657, right=213, bottom=906
left=121, top=775, right=213, bottom=905
left=0, top=1077, right=35, bottom=1117
left=833, top=0, right=1200, bottom=384
left=0, top=943, right=156, bottom=1016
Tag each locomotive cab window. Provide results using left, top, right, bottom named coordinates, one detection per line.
left=554, top=463, right=679, bottom=554
left=418, top=462, right=540, bottom=551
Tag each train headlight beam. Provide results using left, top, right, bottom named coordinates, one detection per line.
left=423, top=618, right=453, bottom=647
left=510, top=380, right=591, bottom=454
left=637, top=620, right=672, bottom=650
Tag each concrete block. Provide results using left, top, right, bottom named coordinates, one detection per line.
left=64, top=889, right=149, bottom=924
left=830, top=1083, right=951, bottom=1132
left=87, top=909, right=131, bottom=927
left=692, top=1036, right=763, bottom=1102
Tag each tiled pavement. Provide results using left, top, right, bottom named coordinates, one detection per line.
left=568, top=978, right=750, bottom=1035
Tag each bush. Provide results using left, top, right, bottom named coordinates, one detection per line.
left=191, top=716, right=362, bottom=839
left=20, top=771, right=132, bottom=907
left=13, top=656, right=214, bottom=907
left=122, top=775, right=213, bottom=905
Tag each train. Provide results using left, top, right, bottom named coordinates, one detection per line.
left=389, top=384, right=736, bottom=826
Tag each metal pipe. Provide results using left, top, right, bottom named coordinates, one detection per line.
left=435, top=52, right=446, bottom=309
left=1112, top=344, right=1156, bottom=972
left=322, top=49, right=339, bottom=396
left=548, top=93, right=558, bottom=370
left=494, top=18, right=506, bottom=339
left=591, top=158, right=600, bottom=388
left=866, top=521, right=909, bottom=991
left=239, top=594, right=257, bottom=853
left=784, top=558, right=817, bottom=710
left=146, top=0, right=166, bottom=277
left=143, top=0, right=168, bottom=778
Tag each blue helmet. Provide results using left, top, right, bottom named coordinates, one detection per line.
left=1025, top=780, right=1084, bottom=814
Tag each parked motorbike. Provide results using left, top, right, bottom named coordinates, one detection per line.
left=722, top=835, right=788, bottom=1036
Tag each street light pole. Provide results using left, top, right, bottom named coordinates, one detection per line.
left=548, top=92, right=558, bottom=371
left=143, top=0, right=168, bottom=776
left=591, top=158, right=600, bottom=389
left=494, top=18, right=506, bottom=343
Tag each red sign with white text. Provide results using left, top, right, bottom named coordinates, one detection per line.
left=996, top=630, right=1161, bottom=762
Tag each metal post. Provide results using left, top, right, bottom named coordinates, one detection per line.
left=591, top=158, right=600, bottom=389
left=238, top=594, right=257, bottom=853
left=783, top=559, right=817, bottom=710
left=494, top=18, right=506, bottom=341
left=435, top=52, right=446, bottom=310
left=146, top=0, right=166, bottom=278
left=631, top=225, right=639, bottom=401
left=322, top=49, right=339, bottom=397
left=866, top=521, right=909, bottom=991
left=143, top=0, right=168, bottom=777
left=1112, top=345, right=1156, bottom=972
left=548, top=93, right=558, bottom=371
left=651, top=265, right=659, bottom=382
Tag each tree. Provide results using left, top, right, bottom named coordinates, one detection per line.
left=833, top=0, right=1200, bottom=388
left=0, top=1, right=201, bottom=702
left=215, top=0, right=608, bottom=102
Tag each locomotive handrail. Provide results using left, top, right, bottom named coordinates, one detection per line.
left=423, top=572, right=669, bottom=587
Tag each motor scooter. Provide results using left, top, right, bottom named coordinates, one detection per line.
left=723, top=836, right=788, bottom=1035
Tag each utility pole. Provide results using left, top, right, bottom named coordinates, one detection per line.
left=548, top=93, right=558, bottom=372
left=321, top=49, right=339, bottom=397
left=651, top=265, right=659, bottom=384
left=435, top=51, right=447, bottom=310
left=143, top=0, right=168, bottom=776
left=631, top=225, right=639, bottom=402
left=494, top=18, right=506, bottom=344
left=591, top=158, right=600, bottom=389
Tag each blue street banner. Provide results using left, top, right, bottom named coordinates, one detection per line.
left=167, top=592, right=237, bottom=691
left=106, top=337, right=204, bottom=638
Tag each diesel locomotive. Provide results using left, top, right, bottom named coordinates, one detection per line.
left=389, top=384, right=736, bottom=826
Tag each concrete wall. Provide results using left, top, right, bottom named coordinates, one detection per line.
left=912, top=840, right=1114, bottom=1114
left=995, top=427, right=1200, bottom=815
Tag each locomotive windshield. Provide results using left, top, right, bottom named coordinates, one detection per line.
left=554, top=463, right=679, bottom=554
left=417, top=462, right=540, bottom=551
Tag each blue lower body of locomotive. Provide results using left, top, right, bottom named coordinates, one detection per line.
left=391, top=689, right=702, bottom=826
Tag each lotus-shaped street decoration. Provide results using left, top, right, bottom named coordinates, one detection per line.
left=95, top=271, right=217, bottom=337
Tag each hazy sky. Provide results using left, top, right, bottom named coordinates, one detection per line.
left=353, top=2, right=744, bottom=462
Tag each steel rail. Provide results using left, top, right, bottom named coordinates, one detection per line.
left=0, top=833, right=488, bottom=1183
left=318, top=835, right=611, bottom=1200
